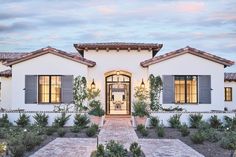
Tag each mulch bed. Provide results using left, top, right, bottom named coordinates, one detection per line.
left=136, top=128, right=233, bottom=157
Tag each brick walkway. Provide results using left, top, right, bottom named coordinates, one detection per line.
left=139, top=139, right=204, bottom=157
left=98, top=117, right=139, bottom=148
left=30, top=138, right=97, bottom=157
left=30, top=117, right=204, bottom=157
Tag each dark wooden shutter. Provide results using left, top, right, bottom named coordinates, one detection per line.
left=199, top=75, right=211, bottom=104
left=25, top=75, right=37, bottom=104
left=163, top=75, right=174, bottom=104
left=61, top=75, right=73, bottom=104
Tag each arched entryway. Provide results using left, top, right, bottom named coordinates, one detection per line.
left=105, top=70, right=131, bottom=115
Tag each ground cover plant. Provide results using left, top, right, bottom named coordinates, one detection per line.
left=0, top=113, right=100, bottom=157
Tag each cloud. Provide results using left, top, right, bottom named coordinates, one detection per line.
left=174, top=2, right=205, bottom=13
left=0, top=22, right=34, bottom=32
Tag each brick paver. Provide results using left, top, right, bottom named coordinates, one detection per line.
left=139, top=139, right=204, bottom=157
left=30, top=117, right=204, bottom=157
left=98, top=117, right=138, bottom=148
left=30, top=138, right=97, bottom=157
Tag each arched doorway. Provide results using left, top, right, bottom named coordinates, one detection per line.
left=105, top=70, right=131, bottom=115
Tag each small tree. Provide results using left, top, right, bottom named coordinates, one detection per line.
left=134, top=86, right=149, bottom=102
left=149, top=74, right=163, bottom=111
left=73, top=76, right=87, bottom=111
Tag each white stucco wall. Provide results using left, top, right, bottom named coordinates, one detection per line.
left=11, top=53, right=88, bottom=111
left=0, top=77, right=12, bottom=109
left=84, top=50, right=152, bottom=111
left=0, top=62, right=11, bottom=108
left=224, top=81, right=236, bottom=111
left=148, top=53, right=225, bottom=111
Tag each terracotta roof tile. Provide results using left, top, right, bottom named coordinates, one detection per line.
left=4, top=46, right=96, bottom=67
left=74, top=42, right=162, bottom=51
left=225, top=73, right=236, bottom=82
left=140, top=46, right=234, bottom=67
left=0, top=69, right=12, bottom=77
left=0, top=52, right=29, bottom=61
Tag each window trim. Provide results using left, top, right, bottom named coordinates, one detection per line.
left=38, top=75, right=62, bottom=104
left=174, top=75, right=198, bottom=104
left=224, top=87, right=232, bottom=102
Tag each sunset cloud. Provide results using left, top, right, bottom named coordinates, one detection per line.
left=0, top=0, right=235, bottom=71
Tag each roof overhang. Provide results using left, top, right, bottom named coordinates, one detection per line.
left=74, top=42, right=163, bottom=56
left=5, top=47, right=96, bottom=67
left=141, top=46, right=234, bottom=68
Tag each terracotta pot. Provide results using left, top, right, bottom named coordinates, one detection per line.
left=89, top=115, right=102, bottom=126
left=135, top=116, right=147, bottom=126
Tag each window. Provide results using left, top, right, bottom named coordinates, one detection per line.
left=39, top=76, right=61, bottom=103
left=175, top=76, right=198, bottom=104
left=225, top=87, right=232, bottom=101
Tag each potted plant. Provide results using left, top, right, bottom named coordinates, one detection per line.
left=132, top=101, right=149, bottom=126
left=88, top=100, right=105, bottom=126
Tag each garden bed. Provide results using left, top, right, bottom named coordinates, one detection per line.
left=136, top=128, right=233, bottom=157
left=1, top=126, right=99, bottom=157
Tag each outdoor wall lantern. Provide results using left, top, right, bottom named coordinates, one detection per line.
left=91, top=79, right=96, bottom=89
left=141, top=79, right=145, bottom=89
left=116, top=71, right=120, bottom=76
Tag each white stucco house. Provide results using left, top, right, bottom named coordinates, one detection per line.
left=0, top=43, right=235, bottom=115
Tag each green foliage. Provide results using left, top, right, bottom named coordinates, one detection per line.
left=91, top=141, right=144, bottom=157
left=86, top=126, right=97, bottom=137
left=129, top=142, right=142, bottom=157
left=168, top=114, right=181, bottom=128
left=0, top=113, right=11, bottom=127
left=57, top=128, right=66, bottom=137
left=7, top=130, right=42, bottom=156
left=23, top=132, right=42, bottom=151
left=91, top=144, right=105, bottom=157
left=149, top=74, right=163, bottom=111
left=150, top=116, right=159, bottom=128
left=53, top=113, right=71, bottom=127
left=191, top=131, right=206, bottom=144
left=205, top=128, right=222, bottom=142
left=136, top=124, right=145, bottom=132
left=220, top=131, right=236, bottom=150
left=8, top=144, right=25, bottom=157
left=132, top=101, right=149, bottom=117
left=33, top=113, right=49, bottom=127
left=198, top=121, right=211, bottom=131
left=156, top=125, right=165, bottom=137
left=46, top=127, right=56, bottom=135
left=0, top=128, right=7, bottom=138
left=106, top=140, right=128, bottom=157
left=88, top=100, right=105, bottom=117
left=134, top=86, right=149, bottom=102
left=189, top=113, right=202, bottom=128
left=74, top=114, right=90, bottom=128
left=161, top=106, right=185, bottom=111
left=140, top=128, right=149, bottom=137
left=136, top=124, right=148, bottom=136
left=179, top=123, right=190, bottom=137
left=70, top=125, right=81, bottom=133
left=224, top=116, right=236, bottom=131
left=73, top=76, right=87, bottom=111
left=87, top=88, right=101, bottom=101
left=209, top=115, right=222, bottom=129
left=15, top=113, right=30, bottom=127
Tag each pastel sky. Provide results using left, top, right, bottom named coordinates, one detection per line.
left=0, top=0, right=235, bottom=71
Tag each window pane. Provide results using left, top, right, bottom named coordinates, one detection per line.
left=51, top=76, right=61, bottom=103
left=175, top=76, right=198, bottom=104
left=225, top=87, right=232, bottom=101
left=186, top=76, right=198, bottom=103
left=175, top=76, right=185, bottom=103
left=39, top=76, right=50, bottom=103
